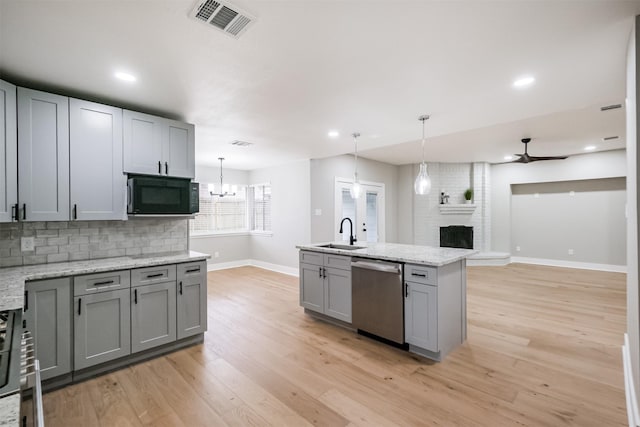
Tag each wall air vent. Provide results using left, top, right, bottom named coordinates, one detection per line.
left=600, top=104, right=622, bottom=111
left=230, top=140, right=253, bottom=147
left=190, top=0, right=256, bottom=39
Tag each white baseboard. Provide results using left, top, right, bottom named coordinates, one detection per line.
left=623, top=333, right=640, bottom=426
left=510, top=256, right=627, bottom=273
left=206, top=258, right=299, bottom=277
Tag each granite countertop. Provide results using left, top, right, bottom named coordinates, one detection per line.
left=296, top=242, right=477, bottom=267
left=0, top=251, right=210, bottom=311
left=0, top=394, right=20, bottom=427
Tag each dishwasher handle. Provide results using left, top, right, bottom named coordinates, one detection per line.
left=351, top=260, right=401, bottom=274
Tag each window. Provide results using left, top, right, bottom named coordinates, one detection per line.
left=249, top=184, right=272, bottom=233
left=190, top=183, right=248, bottom=235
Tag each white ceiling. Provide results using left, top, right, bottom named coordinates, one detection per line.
left=0, top=0, right=638, bottom=170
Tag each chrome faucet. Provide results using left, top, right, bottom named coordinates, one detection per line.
left=339, top=217, right=357, bottom=245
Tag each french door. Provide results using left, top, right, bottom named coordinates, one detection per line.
left=334, top=178, right=385, bottom=243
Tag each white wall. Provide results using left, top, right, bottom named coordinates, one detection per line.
left=491, top=150, right=628, bottom=253
left=249, top=160, right=311, bottom=269
left=310, top=155, right=399, bottom=243
left=397, top=164, right=415, bottom=244
left=626, top=16, right=640, bottom=414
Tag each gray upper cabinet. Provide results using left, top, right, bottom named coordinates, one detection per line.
left=131, top=281, right=177, bottom=353
left=0, top=80, right=17, bottom=223
left=70, top=99, right=125, bottom=220
left=23, top=278, right=72, bottom=381
left=74, top=288, right=131, bottom=370
left=123, top=110, right=195, bottom=179
left=18, top=87, right=70, bottom=221
left=177, top=261, right=208, bottom=339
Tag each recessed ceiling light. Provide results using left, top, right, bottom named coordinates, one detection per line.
left=584, top=145, right=596, bottom=151
left=513, top=76, right=535, bottom=88
left=503, top=155, right=513, bottom=161
left=328, top=130, right=339, bottom=138
left=115, top=71, right=136, bottom=82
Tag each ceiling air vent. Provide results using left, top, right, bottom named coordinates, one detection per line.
left=190, top=0, right=256, bottom=39
left=230, top=140, right=253, bottom=147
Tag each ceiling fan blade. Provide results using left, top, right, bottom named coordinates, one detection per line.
left=526, top=156, right=569, bottom=162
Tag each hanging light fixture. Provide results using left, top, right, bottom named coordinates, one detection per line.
left=414, top=115, right=432, bottom=195
left=210, top=157, right=236, bottom=197
left=350, top=132, right=362, bottom=199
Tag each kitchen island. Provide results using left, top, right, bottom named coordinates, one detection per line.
left=296, top=242, right=476, bottom=361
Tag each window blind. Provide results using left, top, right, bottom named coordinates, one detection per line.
left=190, top=184, right=248, bottom=234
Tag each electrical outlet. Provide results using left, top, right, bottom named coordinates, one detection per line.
left=569, top=191, right=575, bottom=196
left=314, top=209, right=322, bottom=216
left=516, top=246, right=521, bottom=252
left=21, top=237, right=34, bottom=252
left=568, top=249, right=574, bottom=255
left=534, top=193, right=540, bottom=198
left=214, top=251, right=220, bottom=258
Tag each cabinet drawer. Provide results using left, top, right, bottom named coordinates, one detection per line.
left=131, top=264, right=177, bottom=287
left=324, top=254, right=351, bottom=271
left=74, top=270, right=130, bottom=296
left=405, top=264, right=437, bottom=285
left=299, top=250, right=323, bottom=266
left=177, top=261, right=206, bottom=280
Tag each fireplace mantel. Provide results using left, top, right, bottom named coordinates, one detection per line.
left=439, top=204, right=477, bottom=215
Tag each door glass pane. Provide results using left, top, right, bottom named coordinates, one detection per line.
left=341, top=188, right=356, bottom=242
left=366, top=191, right=378, bottom=242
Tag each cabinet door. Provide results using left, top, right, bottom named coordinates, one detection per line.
left=0, top=80, right=17, bottom=223
left=131, top=282, right=177, bottom=352
left=24, top=278, right=72, bottom=381
left=324, top=267, right=352, bottom=323
left=404, top=282, right=438, bottom=352
left=123, top=110, right=163, bottom=176
left=177, top=261, right=207, bottom=339
left=163, top=119, right=195, bottom=179
left=74, top=289, right=130, bottom=370
left=18, top=88, right=69, bottom=221
left=70, top=99, right=125, bottom=220
left=299, top=262, right=324, bottom=313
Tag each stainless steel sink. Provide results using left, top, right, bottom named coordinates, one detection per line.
left=317, top=243, right=365, bottom=250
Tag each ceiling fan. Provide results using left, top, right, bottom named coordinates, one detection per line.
left=507, top=138, right=568, bottom=163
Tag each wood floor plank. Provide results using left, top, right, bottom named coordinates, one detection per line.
left=41, top=263, right=627, bottom=426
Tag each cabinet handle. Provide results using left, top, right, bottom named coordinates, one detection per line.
left=146, top=273, right=164, bottom=279
left=405, top=283, right=409, bottom=298
left=411, top=272, right=427, bottom=278
left=22, top=203, right=26, bottom=220
left=93, top=280, right=114, bottom=286
left=73, top=204, right=77, bottom=220
left=134, top=289, right=138, bottom=304
left=158, top=161, right=162, bottom=174
left=78, top=298, right=82, bottom=316
left=185, top=268, right=200, bottom=273
left=24, top=290, right=28, bottom=311
left=12, top=204, right=18, bottom=222
left=165, top=162, right=168, bottom=175
left=318, top=267, right=322, bottom=278
left=179, top=281, right=183, bottom=295
left=322, top=267, right=326, bottom=278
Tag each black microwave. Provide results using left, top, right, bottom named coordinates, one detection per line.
left=127, top=175, right=199, bottom=215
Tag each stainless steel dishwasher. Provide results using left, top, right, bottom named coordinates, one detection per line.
left=351, top=258, right=405, bottom=345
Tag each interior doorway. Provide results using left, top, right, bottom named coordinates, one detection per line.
left=334, top=178, right=385, bottom=243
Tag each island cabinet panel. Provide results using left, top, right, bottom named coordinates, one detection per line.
left=23, top=278, right=72, bottom=381
left=177, top=261, right=208, bottom=339
left=404, top=282, right=438, bottom=352
left=131, top=281, right=177, bottom=353
left=324, top=267, right=352, bottom=323
left=299, top=250, right=323, bottom=266
left=0, top=79, right=17, bottom=223
left=74, top=289, right=131, bottom=370
left=299, top=262, right=324, bottom=312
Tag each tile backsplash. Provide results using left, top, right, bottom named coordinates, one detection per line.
left=0, top=218, right=188, bottom=268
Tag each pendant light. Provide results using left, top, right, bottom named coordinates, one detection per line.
left=350, top=132, right=362, bottom=199
left=414, top=115, right=432, bottom=195
left=209, top=157, right=236, bottom=197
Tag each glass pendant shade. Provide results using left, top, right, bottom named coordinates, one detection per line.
left=414, top=163, right=431, bottom=195
left=350, top=174, right=362, bottom=199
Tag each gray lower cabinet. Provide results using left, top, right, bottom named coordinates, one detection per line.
left=299, top=251, right=352, bottom=323
left=404, top=281, right=438, bottom=352
left=23, top=278, right=72, bottom=381
left=131, top=282, right=177, bottom=353
left=177, top=261, right=208, bottom=339
left=74, top=289, right=131, bottom=370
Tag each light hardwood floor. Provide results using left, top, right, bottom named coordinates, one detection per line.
left=42, top=263, right=627, bottom=426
